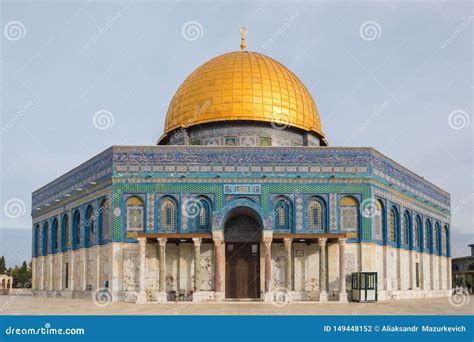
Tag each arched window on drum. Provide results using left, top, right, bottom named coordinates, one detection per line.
left=274, top=197, right=292, bottom=231
left=159, top=197, right=177, bottom=231
left=307, top=197, right=325, bottom=231
left=126, top=196, right=145, bottom=231
left=339, top=196, right=359, bottom=237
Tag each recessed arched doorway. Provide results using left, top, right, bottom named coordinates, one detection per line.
left=224, top=207, right=262, bottom=299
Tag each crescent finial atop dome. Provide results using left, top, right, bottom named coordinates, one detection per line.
left=240, top=27, right=247, bottom=51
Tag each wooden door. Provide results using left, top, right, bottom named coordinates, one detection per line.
left=225, top=242, right=260, bottom=299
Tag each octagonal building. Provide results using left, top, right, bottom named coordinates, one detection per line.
left=31, top=42, right=452, bottom=303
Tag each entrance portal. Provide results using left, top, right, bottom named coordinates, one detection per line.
left=224, top=209, right=261, bottom=299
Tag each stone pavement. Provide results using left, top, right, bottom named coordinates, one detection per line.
left=0, top=295, right=472, bottom=315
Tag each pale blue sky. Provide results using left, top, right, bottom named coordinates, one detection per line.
left=1, top=0, right=472, bottom=267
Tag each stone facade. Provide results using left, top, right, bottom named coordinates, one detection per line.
left=31, top=146, right=452, bottom=303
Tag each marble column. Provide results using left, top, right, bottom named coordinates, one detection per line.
left=81, top=248, right=87, bottom=291
left=408, top=250, right=415, bottom=290
left=40, top=256, right=45, bottom=291
left=338, top=237, right=348, bottom=302
left=31, top=258, right=36, bottom=290
left=135, top=237, right=147, bottom=303
left=318, top=238, right=328, bottom=302
left=69, top=250, right=74, bottom=291
left=96, top=245, right=101, bottom=289
left=157, top=237, right=167, bottom=302
left=263, top=236, right=273, bottom=302
left=49, top=255, right=53, bottom=291
left=192, top=237, right=202, bottom=302
left=58, top=253, right=63, bottom=291
left=283, top=238, right=292, bottom=291
left=213, top=233, right=224, bottom=301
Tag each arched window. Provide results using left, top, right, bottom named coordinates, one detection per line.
left=468, top=263, right=474, bottom=271
left=98, top=199, right=109, bottom=243
left=413, top=216, right=421, bottom=248
left=401, top=211, right=409, bottom=245
left=373, top=200, right=383, bottom=240
left=423, top=219, right=431, bottom=251
left=433, top=223, right=440, bottom=253
left=61, top=214, right=70, bottom=250
left=42, top=222, right=49, bottom=256
left=193, top=197, right=211, bottom=231
left=307, top=197, right=325, bottom=231
left=442, top=225, right=448, bottom=254
left=126, top=196, right=144, bottom=231
left=160, top=197, right=177, bottom=231
left=340, top=196, right=359, bottom=235
left=85, top=205, right=95, bottom=247
left=388, top=208, right=397, bottom=243
left=72, top=210, right=82, bottom=248
left=51, top=218, right=59, bottom=252
left=34, top=224, right=40, bottom=257
left=274, top=197, right=292, bottom=231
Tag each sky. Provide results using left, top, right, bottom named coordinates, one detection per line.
left=0, top=0, right=472, bottom=267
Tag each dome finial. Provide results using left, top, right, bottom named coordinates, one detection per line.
left=240, top=27, right=247, bottom=51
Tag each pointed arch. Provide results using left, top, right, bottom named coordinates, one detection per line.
left=306, top=196, right=326, bottom=231
left=126, top=196, right=145, bottom=231
left=339, top=196, right=359, bottom=237
left=273, top=196, right=293, bottom=231
left=158, top=196, right=178, bottom=231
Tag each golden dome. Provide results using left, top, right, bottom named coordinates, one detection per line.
left=164, top=51, right=326, bottom=143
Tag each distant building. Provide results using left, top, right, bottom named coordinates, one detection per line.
left=452, top=244, right=474, bottom=288
left=0, top=275, right=13, bottom=294
left=31, top=31, right=451, bottom=303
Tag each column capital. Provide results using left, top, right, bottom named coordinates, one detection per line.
left=137, top=237, right=146, bottom=246
left=213, top=237, right=223, bottom=247
left=157, top=237, right=167, bottom=247
left=338, top=237, right=347, bottom=245
left=283, top=237, right=292, bottom=249
left=318, top=237, right=327, bottom=246
left=192, top=237, right=202, bottom=246
left=263, top=237, right=272, bottom=248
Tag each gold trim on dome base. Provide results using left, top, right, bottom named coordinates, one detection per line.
left=163, top=51, right=326, bottom=144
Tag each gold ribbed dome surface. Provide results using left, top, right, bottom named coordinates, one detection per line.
left=164, top=51, right=325, bottom=140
